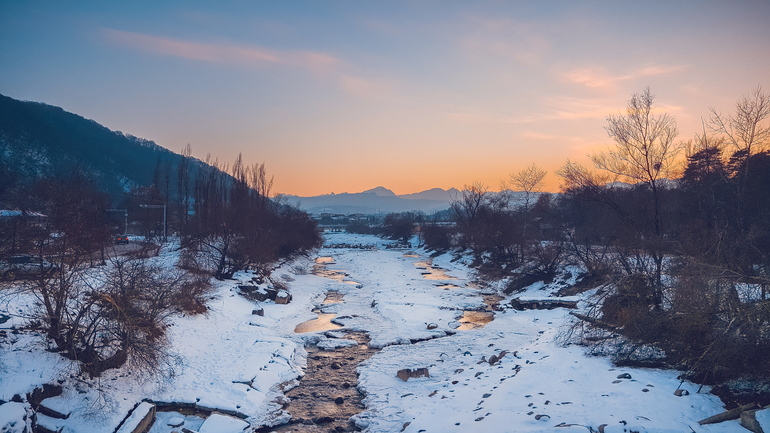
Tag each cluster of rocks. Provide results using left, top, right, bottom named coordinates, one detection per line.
left=238, top=285, right=292, bottom=304
left=323, top=243, right=377, bottom=250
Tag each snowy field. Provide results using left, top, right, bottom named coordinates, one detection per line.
left=0, top=232, right=759, bottom=432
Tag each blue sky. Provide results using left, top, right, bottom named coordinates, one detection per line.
left=2, top=1, right=769, bottom=195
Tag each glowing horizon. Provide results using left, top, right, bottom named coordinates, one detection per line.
left=1, top=2, right=768, bottom=197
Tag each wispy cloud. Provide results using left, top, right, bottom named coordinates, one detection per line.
left=560, top=63, right=686, bottom=90
left=102, top=28, right=340, bottom=73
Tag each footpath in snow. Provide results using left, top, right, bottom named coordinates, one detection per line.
left=0, top=232, right=757, bottom=432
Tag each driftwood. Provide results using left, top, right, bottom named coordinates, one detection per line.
left=698, top=403, right=759, bottom=425
left=510, top=298, right=578, bottom=311
left=568, top=311, right=619, bottom=330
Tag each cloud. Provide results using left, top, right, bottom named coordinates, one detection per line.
left=101, top=28, right=339, bottom=73
left=561, top=68, right=630, bottom=89
left=560, top=63, right=686, bottom=90
left=539, top=95, right=619, bottom=120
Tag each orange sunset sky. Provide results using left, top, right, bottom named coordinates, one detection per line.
left=1, top=1, right=769, bottom=196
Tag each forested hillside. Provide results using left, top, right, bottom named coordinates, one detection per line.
left=0, top=93, right=188, bottom=200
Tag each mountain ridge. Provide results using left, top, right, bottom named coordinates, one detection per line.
left=283, top=186, right=461, bottom=214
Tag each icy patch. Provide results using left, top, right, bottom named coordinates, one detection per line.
left=317, top=337, right=359, bottom=350
left=198, top=413, right=250, bottom=433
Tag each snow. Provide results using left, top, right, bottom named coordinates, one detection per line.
left=116, top=402, right=154, bottom=433
left=757, top=407, right=770, bottom=430
left=198, top=413, right=250, bottom=432
left=0, top=402, right=31, bottom=433
left=147, top=411, right=204, bottom=433
left=0, top=233, right=749, bottom=432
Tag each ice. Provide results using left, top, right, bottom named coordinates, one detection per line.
left=198, top=413, right=249, bottom=433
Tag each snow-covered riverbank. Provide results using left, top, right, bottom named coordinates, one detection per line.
left=0, top=233, right=750, bottom=432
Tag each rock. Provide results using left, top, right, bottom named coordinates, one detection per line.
left=331, top=362, right=341, bottom=370
left=397, top=368, right=430, bottom=381
left=489, top=351, right=508, bottom=365
left=617, top=373, right=632, bottom=379
left=314, top=416, right=334, bottom=424
left=674, top=389, right=689, bottom=396
left=275, top=290, right=291, bottom=304
left=251, top=309, right=264, bottom=316
left=427, top=323, right=438, bottom=330
left=740, top=409, right=764, bottom=433
left=335, top=397, right=344, bottom=405
left=535, top=414, right=550, bottom=421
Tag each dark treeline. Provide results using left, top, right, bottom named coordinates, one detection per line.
left=0, top=148, right=321, bottom=376
left=415, top=87, right=770, bottom=397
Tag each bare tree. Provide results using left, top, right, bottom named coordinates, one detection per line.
left=709, top=86, right=770, bottom=212
left=507, top=163, right=547, bottom=212
left=177, top=144, right=192, bottom=232
left=593, top=87, right=680, bottom=236
left=590, top=88, right=681, bottom=301
left=710, top=86, right=770, bottom=160
left=450, top=182, right=487, bottom=226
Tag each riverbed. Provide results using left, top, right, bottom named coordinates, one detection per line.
left=0, top=233, right=742, bottom=432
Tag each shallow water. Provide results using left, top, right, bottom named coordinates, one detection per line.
left=294, top=310, right=343, bottom=333
left=457, top=311, right=495, bottom=330
left=414, top=259, right=457, bottom=281
left=322, top=290, right=344, bottom=304
left=313, top=256, right=360, bottom=285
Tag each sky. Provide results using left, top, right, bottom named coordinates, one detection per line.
left=1, top=1, right=769, bottom=196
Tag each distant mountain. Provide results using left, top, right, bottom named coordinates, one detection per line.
left=285, top=187, right=458, bottom=215
left=399, top=187, right=460, bottom=201
left=362, top=186, right=397, bottom=197
left=0, top=93, right=209, bottom=201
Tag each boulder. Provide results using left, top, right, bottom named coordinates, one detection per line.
left=396, top=368, right=430, bottom=381
left=275, top=290, right=292, bottom=304
left=741, top=409, right=764, bottom=433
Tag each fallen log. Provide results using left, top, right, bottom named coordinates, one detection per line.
left=510, top=298, right=578, bottom=311
left=568, top=311, right=619, bottom=330
left=698, top=403, right=759, bottom=425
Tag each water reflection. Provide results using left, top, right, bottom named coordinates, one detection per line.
left=457, top=311, right=495, bottom=330
left=414, top=259, right=457, bottom=281
left=294, top=309, right=343, bottom=333
left=313, top=256, right=354, bottom=283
